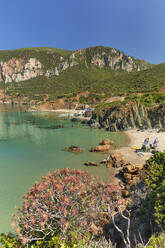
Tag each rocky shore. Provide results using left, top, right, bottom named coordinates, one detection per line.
left=90, top=102, right=165, bottom=131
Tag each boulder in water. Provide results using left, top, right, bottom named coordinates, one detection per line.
left=99, top=139, right=114, bottom=146
left=84, top=161, right=99, bottom=166
left=65, top=146, right=83, bottom=153
left=90, top=144, right=110, bottom=152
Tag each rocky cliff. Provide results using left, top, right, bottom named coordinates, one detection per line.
left=0, top=46, right=150, bottom=83
left=90, top=102, right=165, bottom=131
left=0, top=58, right=43, bottom=83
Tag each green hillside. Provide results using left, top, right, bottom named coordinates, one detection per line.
left=2, top=63, right=165, bottom=101
left=0, top=47, right=73, bottom=70
left=0, top=46, right=164, bottom=102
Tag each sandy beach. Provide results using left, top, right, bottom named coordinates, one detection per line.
left=116, top=129, right=165, bottom=165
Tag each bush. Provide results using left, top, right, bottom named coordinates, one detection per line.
left=145, top=233, right=165, bottom=248
left=0, top=233, right=21, bottom=248
left=144, top=152, right=165, bottom=226
left=12, top=168, right=121, bottom=246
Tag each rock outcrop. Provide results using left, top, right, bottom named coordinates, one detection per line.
left=90, top=50, right=142, bottom=72
left=90, top=102, right=165, bottom=131
left=106, top=152, right=126, bottom=168
left=0, top=58, right=43, bottom=83
left=119, top=163, right=143, bottom=187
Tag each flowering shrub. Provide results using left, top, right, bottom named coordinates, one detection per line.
left=12, top=168, right=121, bottom=246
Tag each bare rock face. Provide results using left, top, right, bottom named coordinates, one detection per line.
left=0, top=58, right=43, bottom=83
left=90, top=49, right=145, bottom=72
left=91, top=102, right=165, bottom=131
left=45, top=67, right=59, bottom=77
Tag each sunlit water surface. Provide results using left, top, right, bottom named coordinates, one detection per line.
left=0, top=105, right=126, bottom=233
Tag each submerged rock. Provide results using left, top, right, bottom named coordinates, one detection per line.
left=84, top=161, right=99, bottom=166
left=38, top=125, right=64, bottom=129
left=71, top=118, right=79, bottom=122
left=65, top=146, right=83, bottom=153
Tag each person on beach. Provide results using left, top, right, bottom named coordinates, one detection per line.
left=142, top=137, right=149, bottom=151
left=152, top=137, right=159, bottom=149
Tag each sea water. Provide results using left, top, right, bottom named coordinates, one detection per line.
left=0, top=104, right=126, bottom=233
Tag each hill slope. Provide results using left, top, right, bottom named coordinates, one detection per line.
left=0, top=46, right=164, bottom=105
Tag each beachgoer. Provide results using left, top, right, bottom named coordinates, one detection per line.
left=142, top=137, right=149, bottom=151
left=152, top=137, right=159, bottom=149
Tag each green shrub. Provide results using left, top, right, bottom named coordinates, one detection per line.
left=143, top=152, right=165, bottom=226
left=0, top=233, right=21, bottom=248
left=145, top=233, right=165, bottom=248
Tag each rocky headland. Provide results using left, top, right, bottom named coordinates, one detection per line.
left=90, top=101, right=165, bottom=131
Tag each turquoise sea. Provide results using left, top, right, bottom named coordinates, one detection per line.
left=0, top=104, right=126, bottom=233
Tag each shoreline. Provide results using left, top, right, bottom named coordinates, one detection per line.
left=9, top=103, right=165, bottom=165
left=26, top=106, right=165, bottom=165
left=115, top=129, right=165, bottom=165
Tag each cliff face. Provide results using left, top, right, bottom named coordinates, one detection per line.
left=90, top=102, right=165, bottom=131
left=0, top=46, right=149, bottom=83
left=0, top=58, right=43, bottom=83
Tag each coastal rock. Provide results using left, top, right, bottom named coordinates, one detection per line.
left=65, top=146, right=83, bottom=153
left=90, top=102, right=165, bottom=131
left=120, top=163, right=144, bottom=186
left=90, top=144, right=110, bottom=152
left=99, top=139, right=114, bottom=146
left=84, top=161, right=99, bottom=166
left=108, top=152, right=126, bottom=168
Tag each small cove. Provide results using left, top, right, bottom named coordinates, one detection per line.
left=0, top=105, right=126, bottom=233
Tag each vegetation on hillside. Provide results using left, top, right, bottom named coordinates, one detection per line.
left=0, top=47, right=73, bottom=70
left=1, top=62, right=165, bottom=103
left=143, top=152, right=165, bottom=227
left=0, top=45, right=160, bottom=103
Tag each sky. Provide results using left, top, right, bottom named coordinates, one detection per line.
left=0, top=0, right=165, bottom=64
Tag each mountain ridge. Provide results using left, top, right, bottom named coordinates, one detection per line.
left=0, top=46, right=164, bottom=106
left=0, top=46, right=151, bottom=84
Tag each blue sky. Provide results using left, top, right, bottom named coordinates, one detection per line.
left=0, top=0, right=164, bottom=64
